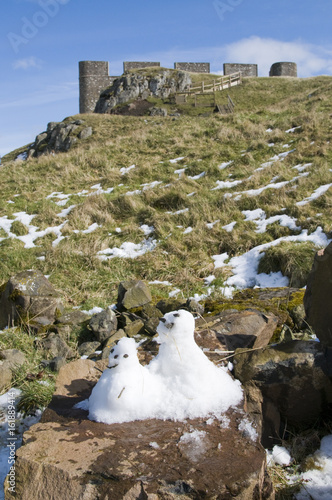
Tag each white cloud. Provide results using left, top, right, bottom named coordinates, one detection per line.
left=12, top=56, right=43, bottom=70
left=0, top=81, right=78, bottom=110
left=121, top=37, right=332, bottom=78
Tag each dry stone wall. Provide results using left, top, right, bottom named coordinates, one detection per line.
left=123, top=61, right=160, bottom=72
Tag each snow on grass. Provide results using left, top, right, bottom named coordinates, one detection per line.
left=73, top=223, right=100, bottom=235
left=286, top=126, right=301, bottom=133
left=206, top=220, right=220, bottom=229
left=295, top=434, right=332, bottom=500
left=188, top=171, right=205, bottom=180
left=266, top=445, right=292, bottom=467
left=222, top=221, right=237, bottom=232
left=296, top=183, right=332, bottom=206
left=120, top=164, right=136, bottom=175
left=242, top=209, right=300, bottom=234
left=97, top=238, right=158, bottom=260
left=213, top=226, right=330, bottom=289
left=212, top=179, right=243, bottom=190
left=169, top=156, right=185, bottom=163
left=218, top=160, right=233, bottom=170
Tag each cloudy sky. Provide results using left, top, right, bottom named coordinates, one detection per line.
left=1, top=0, right=332, bottom=156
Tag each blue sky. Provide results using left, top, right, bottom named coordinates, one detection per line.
left=1, top=0, right=332, bottom=156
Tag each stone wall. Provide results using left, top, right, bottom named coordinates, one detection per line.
left=174, top=62, right=210, bottom=73
left=79, top=61, right=114, bottom=114
left=223, top=63, right=258, bottom=77
left=269, top=62, right=297, bottom=77
left=123, top=61, right=160, bottom=72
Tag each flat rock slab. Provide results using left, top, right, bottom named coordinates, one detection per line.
left=6, top=360, right=274, bottom=500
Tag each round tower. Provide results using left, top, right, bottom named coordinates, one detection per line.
left=79, top=61, right=110, bottom=114
left=269, top=62, right=297, bottom=77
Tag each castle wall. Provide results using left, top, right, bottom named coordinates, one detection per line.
left=174, top=62, right=210, bottom=73
left=269, top=62, right=297, bottom=77
left=79, top=61, right=112, bottom=114
left=123, top=62, right=160, bottom=72
left=223, top=63, right=258, bottom=77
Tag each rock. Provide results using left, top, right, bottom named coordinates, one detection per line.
left=150, top=107, right=167, bottom=117
left=124, top=318, right=145, bottom=337
left=101, top=330, right=127, bottom=358
left=233, top=340, right=332, bottom=446
left=0, top=349, right=26, bottom=369
left=78, top=126, right=92, bottom=140
left=7, top=359, right=274, bottom=499
left=0, top=362, right=13, bottom=391
left=35, top=333, right=74, bottom=359
left=156, top=298, right=186, bottom=314
left=117, top=280, right=152, bottom=311
left=89, top=306, right=118, bottom=342
left=186, top=298, right=204, bottom=316
left=0, top=270, right=63, bottom=330
left=56, top=310, right=88, bottom=326
left=78, top=341, right=102, bottom=357
left=304, top=242, right=332, bottom=346
left=196, top=309, right=278, bottom=352
left=49, top=356, right=66, bottom=372
left=95, top=70, right=191, bottom=114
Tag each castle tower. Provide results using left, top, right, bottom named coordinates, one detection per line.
left=79, top=61, right=111, bottom=114
left=269, top=62, right=297, bottom=77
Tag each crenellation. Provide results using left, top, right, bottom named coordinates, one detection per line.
left=123, top=61, right=160, bottom=72
left=174, top=62, right=210, bottom=73
left=224, top=63, right=258, bottom=77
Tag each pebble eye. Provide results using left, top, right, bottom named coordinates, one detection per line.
left=114, top=355, right=119, bottom=359
left=173, top=313, right=180, bottom=317
left=111, top=349, right=115, bottom=353
left=123, top=354, right=129, bottom=358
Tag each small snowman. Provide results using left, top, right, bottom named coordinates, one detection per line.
left=88, top=337, right=151, bottom=424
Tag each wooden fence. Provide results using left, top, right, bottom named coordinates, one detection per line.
left=175, top=71, right=242, bottom=108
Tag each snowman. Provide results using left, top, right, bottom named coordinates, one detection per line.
left=88, top=337, right=152, bottom=424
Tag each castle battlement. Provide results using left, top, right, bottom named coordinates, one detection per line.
left=79, top=60, right=297, bottom=114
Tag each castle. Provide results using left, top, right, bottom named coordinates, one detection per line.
left=79, top=60, right=298, bottom=114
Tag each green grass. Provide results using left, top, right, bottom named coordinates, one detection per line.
left=0, top=75, right=331, bottom=311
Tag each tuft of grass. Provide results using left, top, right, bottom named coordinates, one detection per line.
left=258, top=241, right=317, bottom=288
left=17, top=379, right=55, bottom=415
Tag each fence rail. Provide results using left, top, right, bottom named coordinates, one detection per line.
left=178, top=71, right=242, bottom=97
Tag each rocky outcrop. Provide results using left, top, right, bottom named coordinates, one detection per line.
left=95, top=70, right=191, bottom=114
left=5, top=359, right=274, bottom=500
left=233, top=340, right=332, bottom=447
left=0, top=270, right=63, bottom=330
left=27, top=119, right=93, bottom=158
left=304, top=242, right=332, bottom=347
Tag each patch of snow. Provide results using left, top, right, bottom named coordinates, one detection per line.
left=97, top=238, right=157, bottom=260
left=238, top=418, right=258, bottom=442
left=57, top=205, right=76, bottom=218
left=183, top=227, right=193, bottom=234
left=218, top=161, right=233, bottom=170
left=285, top=126, right=301, bottom=133
left=222, top=221, right=236, bottom=232
left=204, top=275, right=215, bottom=285
left=188, top=172, right=205, bottom=180
left=296, top=184, right=332, bottom=206
left=206, top=220, right=220, bottom=229
left=212, top=179, right=242, bottom=190
left=140, top=224, right=154, bottom=236
left=212, top=252, right=229, bottom=269
left=120, top=164, right=136, bottom=175
left=169, top=156, right=185, bottom=163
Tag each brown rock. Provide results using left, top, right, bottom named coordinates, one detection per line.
left=304, top=242, right=332, bottom=346
left=196, top=309, right=278, bottom=352
left=117, top=280, right=152, bottom=311
left=0, top=270, right=63, bottom=329
left=6, top=359, right=274, bottom=499
left=234, top=340, right=332, bottom=446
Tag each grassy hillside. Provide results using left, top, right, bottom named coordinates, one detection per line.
left=1, top=75, right=332, bottom=311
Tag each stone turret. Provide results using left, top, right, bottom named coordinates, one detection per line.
left=269, top=62, right=297, bottom=77
left=79, top=61, right=113, bottom=114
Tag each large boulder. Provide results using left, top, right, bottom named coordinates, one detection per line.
left=95, top=70, right=191, bottom=114
left=6, top=359, right=274, bottom=500
left=233, top=340, right=332, bottom=446
left=304, top=242, right=332, bottom=346
left=0, top=270, right=64, bottom=329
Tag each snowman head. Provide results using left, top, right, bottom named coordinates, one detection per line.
left=108, top=337, right=140, bottom=373
left=156, top=309, right=195, bottom=344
